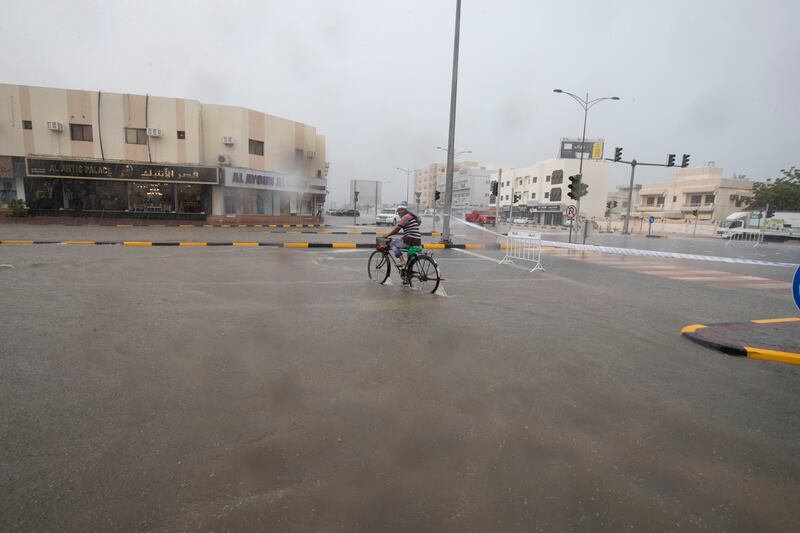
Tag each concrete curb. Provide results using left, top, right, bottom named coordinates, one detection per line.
left=0, top=240, right=502, bottom=249
left=681, top=318, right=800, bottom=365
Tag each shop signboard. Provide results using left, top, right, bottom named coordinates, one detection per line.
left=529, top=203, right=563, bottom=212
left=25, top=157, right=219, bottom=185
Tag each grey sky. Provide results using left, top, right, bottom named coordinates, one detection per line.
left=2, top=0, right=799, bottom=205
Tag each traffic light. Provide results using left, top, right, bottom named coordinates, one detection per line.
left=766, top=205, right=776, bottom=218
left=490, top=181, right=498, bottom=196
left=614, top=147, right=623, bottom=162
left=513, top=193, right=521, bottom=204
left=681, top=154, right=690, bottom=168
left=353, top=191, right=359, bottom=202
left=667, top=154, right=676, bottom=167
left=435, top=190, right=441, bottom=201
left=568, top=174, right=581, bottom=200
left=613, top=200, right=618, bottom=208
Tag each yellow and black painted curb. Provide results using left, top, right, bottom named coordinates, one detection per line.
left=0, top=240, right=500, bottom=250
left=681, top=318, right=800, bottom=366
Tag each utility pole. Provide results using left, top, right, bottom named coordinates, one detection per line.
left=623, top=160, right=637, bottom=235
left=494, top=168, right=502, bottom=230
left=441, top=0, right=461, bottom=244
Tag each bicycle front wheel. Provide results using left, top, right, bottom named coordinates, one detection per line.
left=367, top=251, right=391, bottom=284
left=407, top=254, right=441, bottom=293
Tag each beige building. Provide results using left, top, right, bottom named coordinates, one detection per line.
left=491, top=158, right=610, bottom=224
left=0, top=83, right=327, bottom=220
left=634, top=166, right=753, bottom=222
left=413, top=161, right=486, bottom=211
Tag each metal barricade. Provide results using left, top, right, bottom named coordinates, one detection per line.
left=725, top=229, right=764, bottom=247
left=499, top=230, right=545, bottom=272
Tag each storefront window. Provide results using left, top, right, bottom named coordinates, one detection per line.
left=177, top=184, right=205, bottom=213
left=25, top=178, right=61, bottom=210
left=129, top=182, right=174, bottom=212
left=0, top=178, right=17, bottom=207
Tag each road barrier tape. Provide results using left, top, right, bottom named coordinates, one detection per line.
left=0, top=240, right=495, bottom=249
left=451, top=216, right=799, bottom=268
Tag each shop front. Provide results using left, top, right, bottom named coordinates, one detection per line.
left=526, top=203, right=564, bottom=225
left=23, top=157, right=218, bottom=219
left=216, top=167, right=326, bottom=221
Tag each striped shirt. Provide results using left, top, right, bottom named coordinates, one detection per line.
left=398, top=213, right=421, bottom=243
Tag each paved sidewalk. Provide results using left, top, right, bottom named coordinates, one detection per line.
left=682, top=318, right=800, bottom=365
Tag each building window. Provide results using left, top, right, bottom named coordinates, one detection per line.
left=622, top=201, right=628, bottom=208
left=533, top=177, right=537, bottom=183
left=546, top=175, right=551, bottom=182
left=646, top=196, right=655, bottom=206
left=177, top=130, right=186, bottom=139
left=22, top=120, right=32, bottom=130
left=249, top=139, right=264, bottom=156
left=125, top=127, right=147, bottom=145
left=317, top=170, right=322, bottom=178
left=295, top=148, right=304, bottom=159
left=704, top=194, right=715, bottom=204
left=550, top=188, right=562, bottom=202
left=70, top=124, right=93, bottom=142
left=531, top=193, right=536, bottom=199
left=657, top=196, right=664, bottom=206
left=690, top=194, right=702, bottom=205
left=673, top=195, right=677, bottom=202
left=544, top=192, right=550, bottom=199
left=551, top=169, right=563, bottom=185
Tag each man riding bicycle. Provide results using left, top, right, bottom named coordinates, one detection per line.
left=384, top=206, right=421, bottom=268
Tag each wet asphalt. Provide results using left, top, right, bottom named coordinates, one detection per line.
left=0, top=231, right=798, bottom=532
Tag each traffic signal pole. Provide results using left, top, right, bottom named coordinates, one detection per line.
left=575, top=92, right=588, bottom=242
left=608, top=151, right=690, bottom=235
left=494, top=168, right=502, bottom=230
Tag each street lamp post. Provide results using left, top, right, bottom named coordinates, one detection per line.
left=553, top=89, right=619, bottom=243
left=396, top=167, right=412, bottom=205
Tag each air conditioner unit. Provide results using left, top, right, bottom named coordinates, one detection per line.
left=306, top=151, right=316, bottom=159
left=46, top=121, right=63, bottom=132
left=146, top=127, right=161, bottom=137
left=217, top=154, right=231, bottom=166
left=222, top=136, right=234, bottom=145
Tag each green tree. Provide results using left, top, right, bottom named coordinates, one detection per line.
left=746, top=167, right=800, bottom=213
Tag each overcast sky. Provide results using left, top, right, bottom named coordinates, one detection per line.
left=2, top=0, right=799, bottom=205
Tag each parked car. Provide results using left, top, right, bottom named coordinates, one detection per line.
left=339, top=209, right=360, bottom=217
left=464, top=210, right=496, bottom=224
left=375, top=207, right=401, bottom=225
left=512, top=217, right=530, bottom=225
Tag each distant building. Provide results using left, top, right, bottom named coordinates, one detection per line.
left=609, top=184, right=641, bottom=219
left=491, top=158, right=610, bottom=224
left=413, top=161, right=492, bottom=211
left=634, top=165, right=753, bottom=223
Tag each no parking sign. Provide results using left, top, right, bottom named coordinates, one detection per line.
left=793, top=266, right=800, bottom=311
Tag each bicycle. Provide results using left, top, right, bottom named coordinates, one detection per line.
left=367, top=237, right=442, bottom=294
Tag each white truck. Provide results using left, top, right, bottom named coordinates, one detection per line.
left=716, top=211, right=800, bottom=239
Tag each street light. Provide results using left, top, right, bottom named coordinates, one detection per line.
left=437, top=146, right=472, bottom=157
left=395, top=167, right=412, bottom=204
left=553, top=89, right=620, bottom=242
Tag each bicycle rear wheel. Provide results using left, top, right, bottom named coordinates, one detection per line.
left=367, top=251, right=391, bottom=284
left=406, top=254, right=441, bottom=293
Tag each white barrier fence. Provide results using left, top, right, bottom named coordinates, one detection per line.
left=724, top=230, right=764, bottom=247
left=499, top=230, right=545, bottom=272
